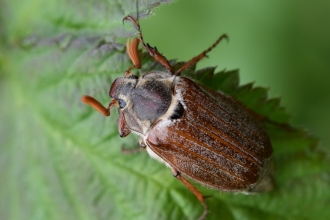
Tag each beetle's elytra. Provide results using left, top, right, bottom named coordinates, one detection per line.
left=82, top=15, right=274, bottom=220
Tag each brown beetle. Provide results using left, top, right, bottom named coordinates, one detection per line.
left=82, top=15, right=274, bottom=220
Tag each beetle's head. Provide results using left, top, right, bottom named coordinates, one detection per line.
left=82, top=70, right=174, bottom=136
left=109, top=74, right=140, bottom=111
left=106, top=71, right=174, bottom=134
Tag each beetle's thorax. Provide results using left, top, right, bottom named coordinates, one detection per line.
left=110, top=71, right=179, bottom=135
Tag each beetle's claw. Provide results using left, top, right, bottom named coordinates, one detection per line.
left=122, top=15, right=130, bottom=24
left=198, top=205, right=208, bottom=220
left=121, top=145, right=145, bottom=154
left=222, top=33, right=229, bottom=42
left=203, top=195, right=212, bottom=200
left=122, top=15, right=140, bottom=31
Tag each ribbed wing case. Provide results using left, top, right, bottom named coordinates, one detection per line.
left=146, top=77, right=273, bottom=191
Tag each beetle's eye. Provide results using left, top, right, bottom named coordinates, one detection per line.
left=118, top=99, right=127, bottom=108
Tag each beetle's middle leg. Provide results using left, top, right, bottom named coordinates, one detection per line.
left=175, top=34, right=228, bottom=76
left=171, top=168, right=208, bottom=220
left=123, top=15, right=174, bottom=73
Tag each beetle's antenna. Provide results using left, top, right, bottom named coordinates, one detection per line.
left=82, top=95, right=118, bottom=116
left=124, top=0, right=141, bottom=77
left=125, top=38, right=141, bottom=77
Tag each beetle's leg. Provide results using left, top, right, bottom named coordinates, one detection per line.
left=171, top=168, right=208, bottom=220
left=123, top=15, right=174, bottom=73
left=121, top=146, right=145, bottom=154
left=82, top=95, right=118, bottom=116
left=121, top=138, right=146, bottom=154
left=175, top=34, right=228, bottom=76
left=125, top=38, right=141, bottom=77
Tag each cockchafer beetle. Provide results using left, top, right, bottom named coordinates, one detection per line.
left=82, top=15, right=274, bottom=220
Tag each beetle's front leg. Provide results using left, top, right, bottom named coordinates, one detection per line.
left=123, top=15, right=174, bottom=73
left=171, top=168, right=208, bottom=220
left=121, top=138, right=146, bottom=154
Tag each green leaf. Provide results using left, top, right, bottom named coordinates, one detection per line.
left=1, top=1, right=329, bottom=220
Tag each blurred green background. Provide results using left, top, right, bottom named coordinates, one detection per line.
left=140, top=0, right=330, bottom=150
